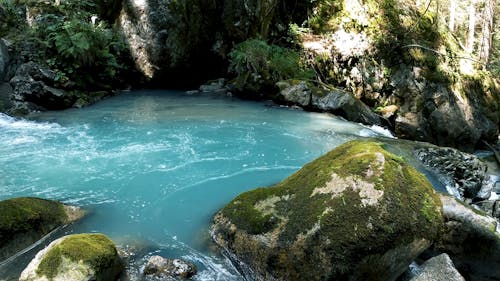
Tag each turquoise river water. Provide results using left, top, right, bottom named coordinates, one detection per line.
left=0, top=90, right=398, bottom=280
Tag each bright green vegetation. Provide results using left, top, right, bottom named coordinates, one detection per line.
left=36, top=233, right=118, bottom=280
left=1, top=0, right=128, bottom=90
left=0, top=197, right=67, bottom=247
left=228, top=39, right=313, bottom=93
left=220, top=140, right=443, bottom=279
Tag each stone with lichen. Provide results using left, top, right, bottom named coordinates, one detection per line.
left=19, top=233, right=122, bottom=281
left=211, top=140, right=443, bottom=281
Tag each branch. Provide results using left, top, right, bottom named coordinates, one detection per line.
left=482, top=140, right=500, bottom=166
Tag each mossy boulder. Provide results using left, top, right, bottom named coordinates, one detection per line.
left=19, top=233, right=123, bottom=281
left=0, top=197, right=85, bottom=262
left=211, top=140, right=443, bottom=281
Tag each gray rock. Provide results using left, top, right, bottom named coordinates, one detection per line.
left=395, top=112, right=433, bottom=143
left=143, top=255, right=197, bottom=279
left=387, top=65, right=498, bottom=151
left=473, top=200, right=500, bottom=219
left=475, top=175, right=497, bottom=200
left=415, top=147, right=487, bottom=199
left=0, top=38, right=9, bottom=81
left=199, top=78, right=226, bottom=93
left=311, top=89, right=383, bottom=126
left=439, top=194, right=497, bottom=233
left=0, top=82, right=13, bottom=111
left=436, top=195, right=500, bottom=281
left=277, top=81, right=311, bottom=107
left=409, top=254, right=464, bottom=281
left=9, top=62, right=76, bottom=111
left=117, top=0, right=220, bottom=82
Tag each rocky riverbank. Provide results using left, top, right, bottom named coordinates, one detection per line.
left=1, top=0, right=498, bottom=152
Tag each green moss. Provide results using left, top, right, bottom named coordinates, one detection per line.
left=0, top=197, right=67, bottom=246
left=222, top=187, right=278, bottom=234
left=36, top=233, right=118, bottom=280
left=218, top=140, right=443, bottom=279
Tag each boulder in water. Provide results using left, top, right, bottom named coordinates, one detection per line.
left=276, top=81, right=312, bottom=107
left=211, top=140, right=443, bottom=281
left=311, top=89, right=384, bottom=126
left=143, top=255, right=197, bottom=279
left=0, top=197, right=85, bottom=262
left=19, top=233, right=123, bottom=281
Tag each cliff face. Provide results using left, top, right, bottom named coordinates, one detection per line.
left=115, top=0, right=304, bottom=85
left=117, top=0, right=221, bottom=85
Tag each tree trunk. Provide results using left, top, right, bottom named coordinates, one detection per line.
left=448, top=0, right=456, bottom=31
left=478, top=0, right=494, bottom=65
left=466, top=0, right=476, bottom=55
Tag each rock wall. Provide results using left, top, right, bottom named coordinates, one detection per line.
left=115, top=0, right=305, bottom=86
left=0, top=38, right=8, bottom=82
left=117, top=0, right=224, bottom=85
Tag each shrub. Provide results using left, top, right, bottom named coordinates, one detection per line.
left=0, top=0, right=25, bottom=37
left=229, top=39, right=313, bottom=93
left=42, top=18, right=124, bottom=87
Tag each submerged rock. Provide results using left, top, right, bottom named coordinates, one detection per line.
left=211, top=140, right=443, bottom=281
left=19, top=233, right=123, bottom=281
left=0, top=197, right=85, bottom=262
left=436, top=195, right=500, bottom=280
left=143, top=255, right=197, bottom=279
left=409, top=253, right=465, bottom=281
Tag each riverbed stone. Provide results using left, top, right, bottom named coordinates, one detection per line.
left=414, top=147, right=487, bottom=200
left=436, top=194, right=500, bottom=280
left=211, top=140, right=443, bottom=281
left=0, top=197, right=85, bottom=262
left=19, top=233, right=123, bottom=281
left=311, top=89, right=384, bottom=126
left=143, top=255, right=197, bottom=279
left=277, top=81, right=311, bottom=107
left=409, top=253, right=465, bottom=281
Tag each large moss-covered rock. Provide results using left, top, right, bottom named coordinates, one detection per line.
left=211, top=140, right=443, bottom=281
left=19, top=233, right=123, bottom=281
left=0, top=197, right=84, bottom=262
